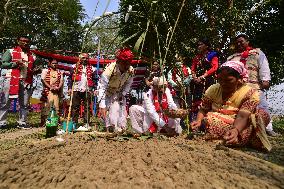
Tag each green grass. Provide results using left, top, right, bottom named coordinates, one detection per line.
left=0, top=112, right=41, bottom=134
left=273, top=118, right=284, bottom=134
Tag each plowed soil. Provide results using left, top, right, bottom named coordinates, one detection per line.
left=0, top=128, right=284, bottom=189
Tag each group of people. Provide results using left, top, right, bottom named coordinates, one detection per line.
left=40, top=53, right=97, bottom=128
left=0, top=35, right=139, bottom=132
left=0, top=34, right=279, bottom=151
left=130, top=35, right=278, bottom=151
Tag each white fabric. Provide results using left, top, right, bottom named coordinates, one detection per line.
left=258, top=90, right=274, bottom=131
left=41, top=68, right=48, bottom=79
left=129, top=105, right=181, bottom=134
left=266, top=120, right=273, bottom=132
left=72, top=65, right=96, bottom=92
left=98, top=63, right=133, bottom=108
left=258, top=50, right=271, bottom=81
left=257, top=51, right=272, bottom=131
left=76, top=66, right=87, bottom=92
left=76, top=126, right=89, bottom=131
left=104, top=93, right=128, bottom=130
left=143, top=88, right=177, bottom=127
left=4, top=49, right=36, bottom=79
left=129, top=105, right=148, bottom=133
left=168, top=62, right=191, bottom=88
left=129, top=88, right=181, bottom=134
left=227, top=49, right=271, bottom=82
left=20, top=52, right=29, bottom=79
left=97, top=74, right=109, bottom=109
left=0, top=79, right=32, bottom=126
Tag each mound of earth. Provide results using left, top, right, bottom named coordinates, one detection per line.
left=0, top=129, right=283, bottom=189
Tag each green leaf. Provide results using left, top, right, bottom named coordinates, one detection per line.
left=121, top=31, right=141, bottom=45
left=134, top=31, right=146, bottom=52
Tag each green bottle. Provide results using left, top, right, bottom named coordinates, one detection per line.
left=46, top=102, right=58, bottom=137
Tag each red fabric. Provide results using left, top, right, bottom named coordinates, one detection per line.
left=80, top=99, right=84, bottom=118
left=116, top=48, right=134, bottom=62
left=9, top=47, right=34, bottom=96
left=240, top=46, right=254, bottom=65
left=206, top=56, right=218, bottom=76
left=149, top=92, right=169, bottom=133
left=191, top=54, right=202, bottom=73
left=25, top=51, right=35, bottom=84
left=32, top=50, right=145, bottom=65
left=191, top=53, right=218, bottom=77
left=172, top=64, right=189, bottom=82
left=191, top=100, right=202, bottom=112
left=170, top=64, right=189, bottom=96
left=72, top=64, right=94, bottom=87
left=9, top=48, right=21, bottom=96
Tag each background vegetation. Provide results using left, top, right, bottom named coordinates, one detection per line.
left=119, top=0, right=284, bottom=85
left=0, top=0, right=283, bottom=84
left=0, top=0, right=85, bottom=52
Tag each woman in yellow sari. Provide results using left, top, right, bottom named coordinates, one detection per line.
left=191, top=61, right=271, bottom=151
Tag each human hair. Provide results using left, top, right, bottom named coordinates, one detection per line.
left=217, top=66, right=241, bottom=79
left=48, top=58, right=57, bottom=62
left=17, top=35, right=31, bottom=41
left=198, top=38, right=211, bottom=49
left=236, top=34, right=249, bottom=41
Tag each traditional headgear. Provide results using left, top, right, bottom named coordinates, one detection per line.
left=153, top=76, right=168, bottom=86
left=116, top=48, right=134, bottom=62
left=221, top=60, right=248, bottom=80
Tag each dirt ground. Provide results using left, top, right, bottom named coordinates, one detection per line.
left=0, top=127, right=283, bottom=189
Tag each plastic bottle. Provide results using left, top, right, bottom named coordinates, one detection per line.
left=46, top=102, right=58, bottom=137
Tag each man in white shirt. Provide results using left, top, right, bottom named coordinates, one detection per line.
left=97, top=48, right=134, bottom=133
left=129, top=76, right=182, bottom=136
left=68, top=53, right=96, bottom=127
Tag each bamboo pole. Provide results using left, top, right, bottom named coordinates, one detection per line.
left=65, top=0, right=112, bottom=133
left=65, top=58, right=81, bottom=133
left=162, top=0, right=186, bottom=69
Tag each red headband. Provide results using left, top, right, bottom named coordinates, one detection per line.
left=116, top=48, right=134, bottom=62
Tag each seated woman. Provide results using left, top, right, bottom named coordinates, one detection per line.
left=191, top=61, right=271, bottom=151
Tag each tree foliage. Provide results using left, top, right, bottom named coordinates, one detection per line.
left=83, top=14, right=121, bottom=56
left=119, top=0, right=284, bottom=84
left=0, top=0, right=86, bottom=52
